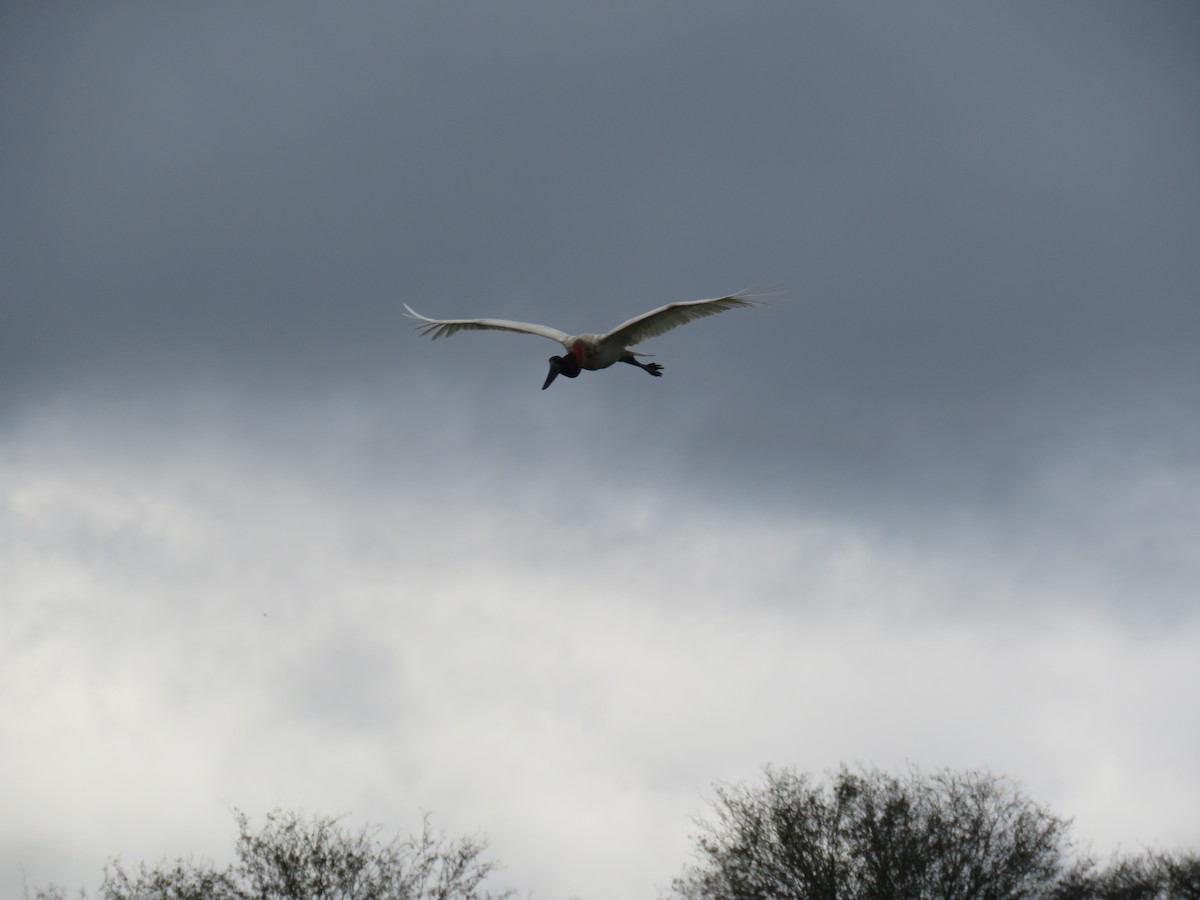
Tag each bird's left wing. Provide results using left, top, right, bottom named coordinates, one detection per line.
left=600, top=288, right=774, bottom=348
left=404, top=304, right=571, bottom=345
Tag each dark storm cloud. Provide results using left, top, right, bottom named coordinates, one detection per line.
left=3, top=2, right=1198, bottom=511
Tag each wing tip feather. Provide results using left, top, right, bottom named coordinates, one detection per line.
left=730, top=283, right=786, bottom=309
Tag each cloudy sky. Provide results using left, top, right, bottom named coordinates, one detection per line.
left=3, top=3, right=1199, bottom=897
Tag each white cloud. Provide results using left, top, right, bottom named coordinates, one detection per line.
left=4, top=424, right=1198, bottom=898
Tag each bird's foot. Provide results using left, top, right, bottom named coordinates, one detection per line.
left=645, top=362, right=664, bottom=377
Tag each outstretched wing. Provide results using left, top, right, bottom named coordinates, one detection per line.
left=601, top=287, right=775, bottom=348
left=403, top=304, right=571, bottom=345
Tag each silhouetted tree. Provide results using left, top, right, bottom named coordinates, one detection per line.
left=1051, top=849, right=1200, bottom=899
left=29, top=809, right=512, bottom=900
left=29, top=776, right=1200, bottom=899
left=667, top=766, right=1075, bottom=900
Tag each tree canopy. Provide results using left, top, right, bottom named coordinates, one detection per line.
left=29, top=809, right=512, bottom=900
left=669, top=766, right=1074, bottom=900
left=28, top=771, right=1199, bottom=899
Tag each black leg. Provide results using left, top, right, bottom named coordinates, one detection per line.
left=621, top=357, right=664, bottom=377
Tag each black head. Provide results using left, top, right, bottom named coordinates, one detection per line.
left=542, top=354, right=582, bottom=390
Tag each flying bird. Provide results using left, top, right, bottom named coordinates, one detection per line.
left=404, top=288, right=771, bottom=389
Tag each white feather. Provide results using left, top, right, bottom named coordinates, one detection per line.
left=404, top=286, right=777, bottom=385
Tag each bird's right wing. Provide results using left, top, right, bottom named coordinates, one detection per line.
left=403, top=304, right=571, bottom=345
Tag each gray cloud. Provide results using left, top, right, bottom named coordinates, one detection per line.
left=4, top=3, right=1199, bottom=898
left=5, top=2, right=1196, bottom=512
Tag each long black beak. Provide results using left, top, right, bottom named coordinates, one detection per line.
left=542, top=357, right=561, bottom=390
